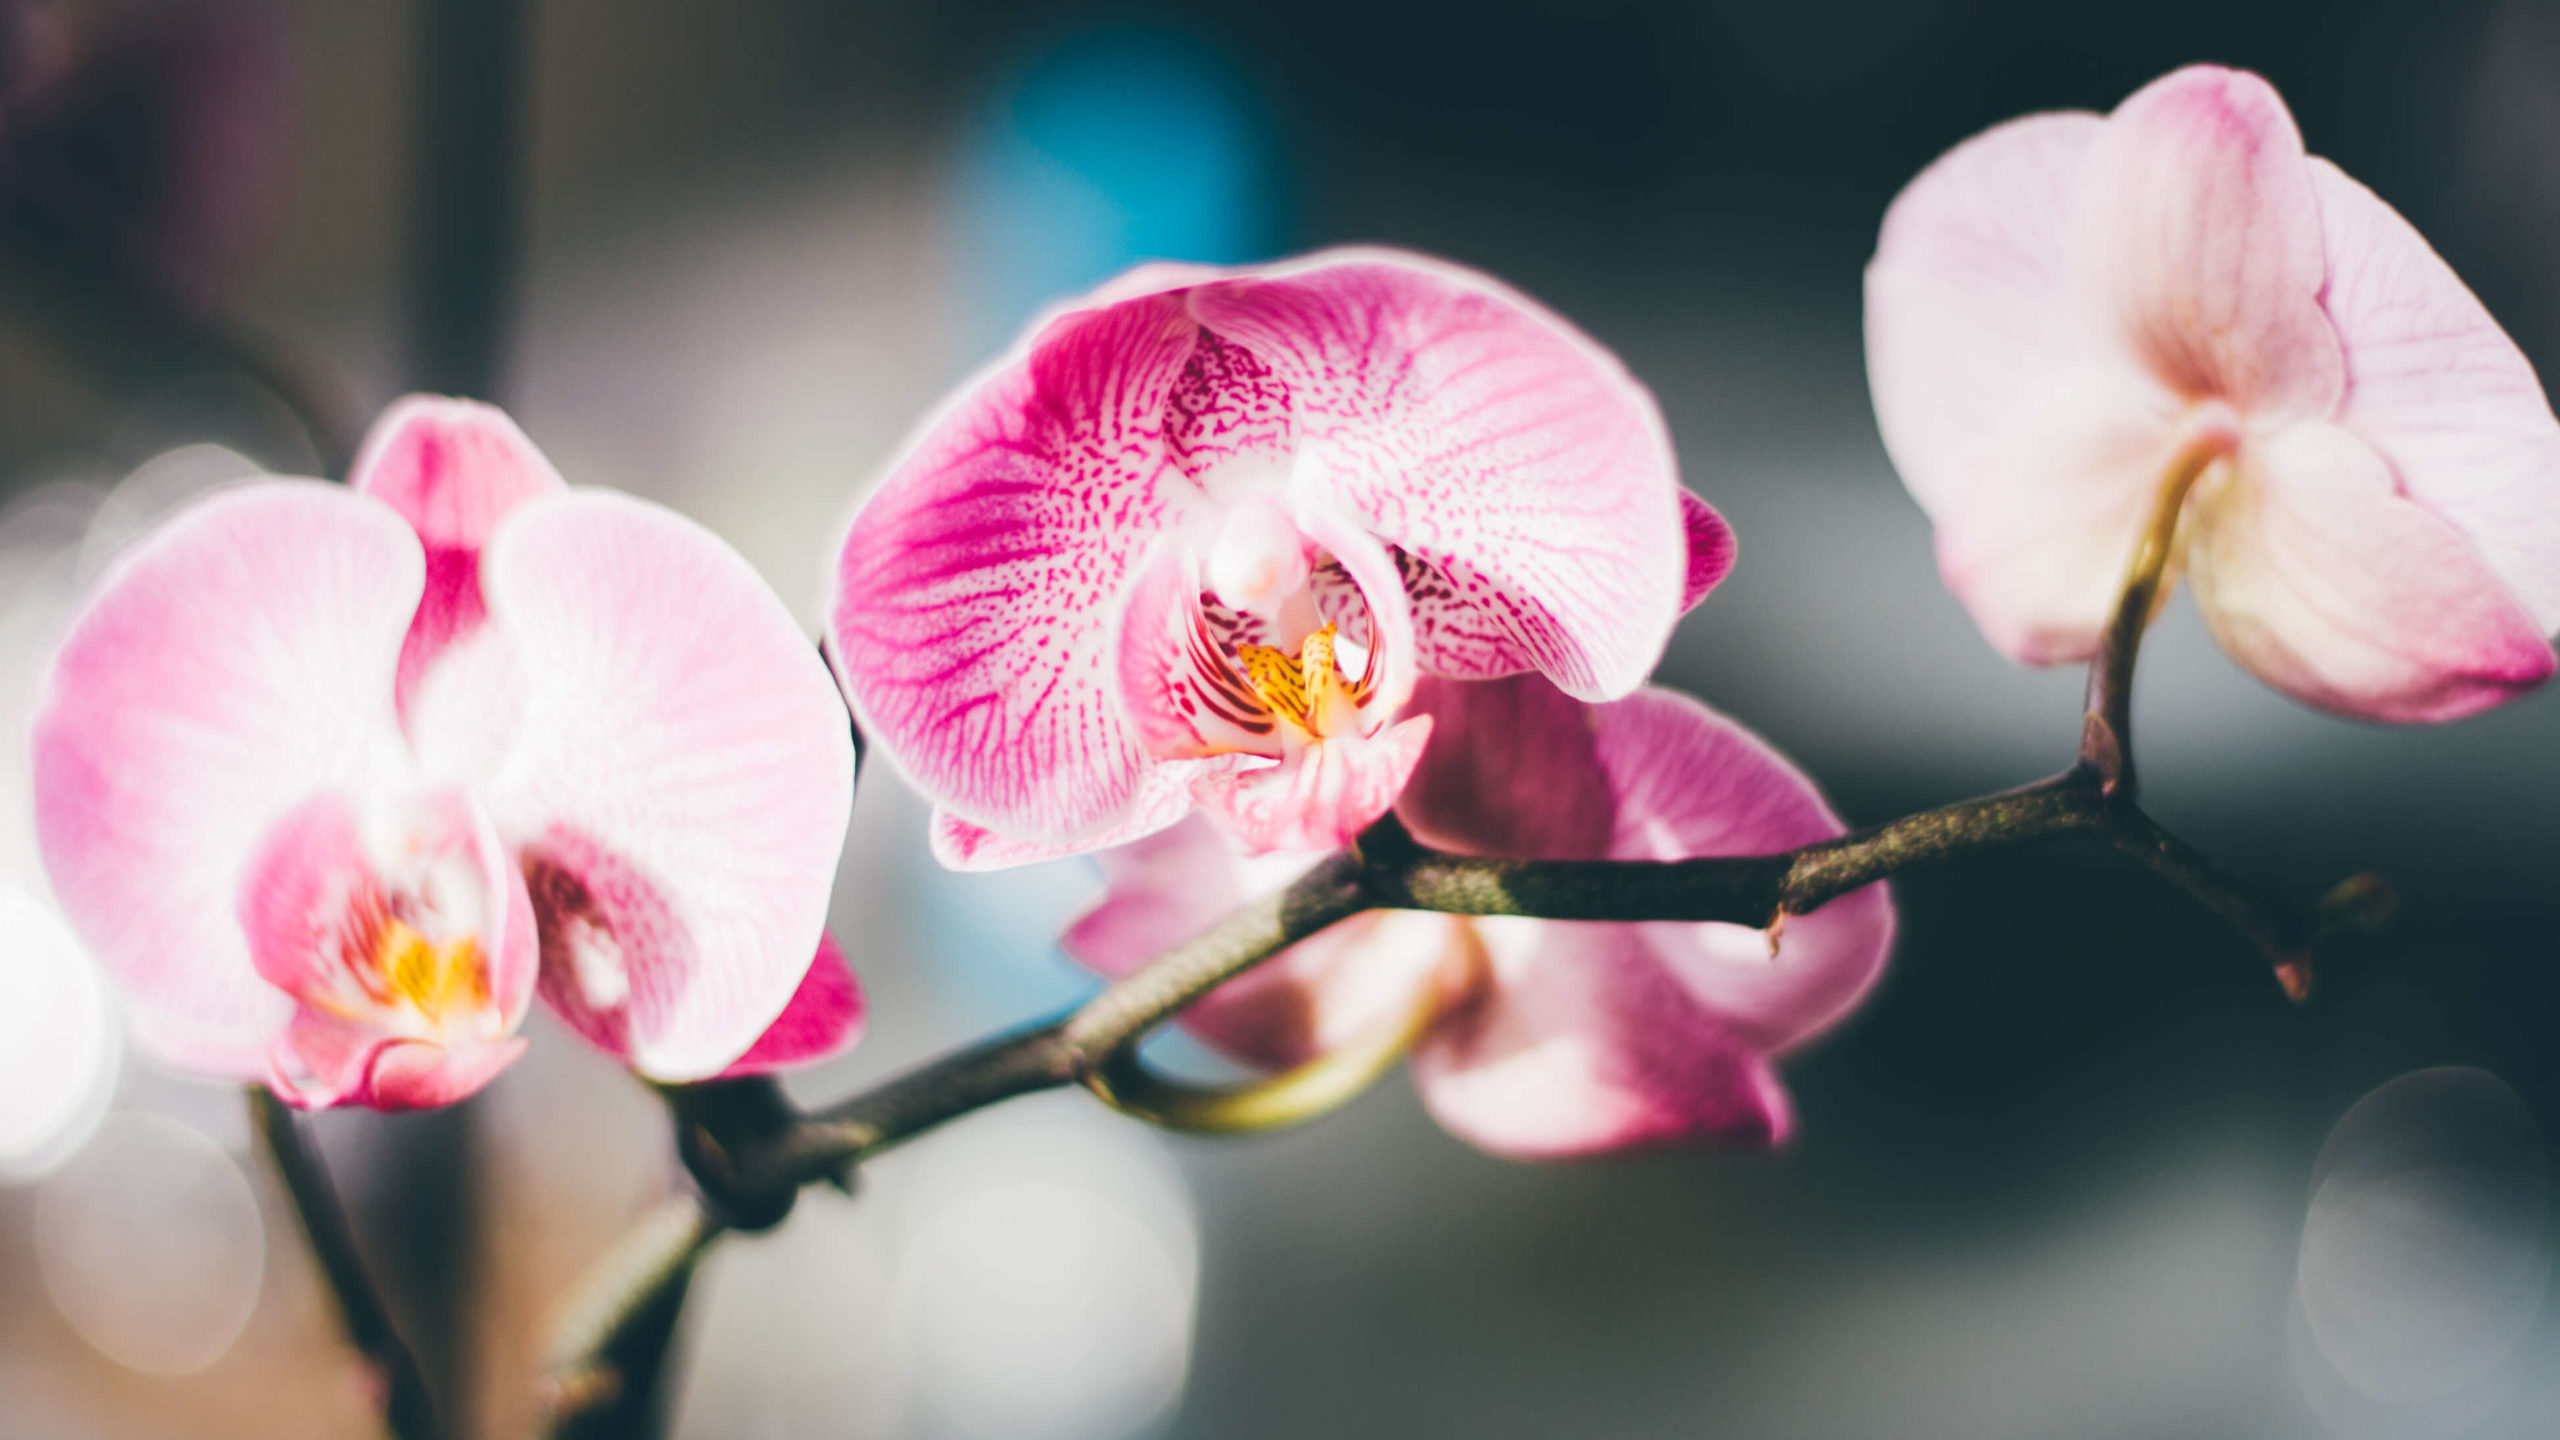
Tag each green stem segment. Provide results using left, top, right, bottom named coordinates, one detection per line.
left=247, top=1090, right=442, bottom=1440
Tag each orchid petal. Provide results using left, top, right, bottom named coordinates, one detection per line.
left=2187, top=423, right=2555, bottom=721
left=718, top=934, right=866, bottom=1077
left=1679, top=489, right=1737, bottom=612
left=1585, top=688, right=1894, bottom=1049
left=1407, top=678, right=1892, bottom=1052
left=2309, top=159, right=2560, bottom=633
left=482, top=491, right=855, bottom=1081
left=829, top=292, right=1198, bottom=844
left=32, top=483, right=419, bottom=1078
left=1114, top=542, right=1283, bottom=762
left=347, top=396, right=567, bottom=719
left=1191, top=715, right=1435, bottom=854
left=2077, top=66, right=2344, bottom=420
left=1192, top=249, right=1687, bottom=698
left=1410, top=920, right=1793, bottom=1160
left=1865, top=109, right=2188, bottom=660
left=1295, top=502, right=1418, bottom=718
left=927, top=760, right=1216, bottom=872
left=359, top=1035, right=534, bottom=1110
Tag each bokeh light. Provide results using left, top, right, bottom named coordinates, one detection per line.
left=34, top=1112, right=266, bottom=1376
left=2293, top=1067, right=2552, bottom=1431
left=0, top=882, right=119, bottom=1181
left=892, top=1094, right=1200, bottom=1440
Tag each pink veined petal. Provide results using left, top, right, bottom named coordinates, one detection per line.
left=1411, top=919, right=1794, bottom=1160
left=928, top=758, right=1227, bottom=872
left=2075, top=65, right=2344, bottom=420
left=1194, top=247, right=1687, bottom=699
left=1114, top=542, right=1286, bottom=762
left=1679, top=489, right=1736, bottom=612
left=1295, top=501, right=1419, bottom=718
left=481, top=491, right=856, bottom=1081
left=1060, top=815, right=1461, bottom=1069
left=248, top=789, right=537, bottom=1111
left=1191, top=714, right=1435, bottom=855
left=718, top=934, right=867, bottom=1077
left=346, top=396, right=568, bottom=721
left=31, top=482, right=420, bottom=1079
left=2309, top=159, right=2560, bottom=634
left=2186, top=422, right=2555, bottom=721
left=829, top=291, right=1200, bottom=845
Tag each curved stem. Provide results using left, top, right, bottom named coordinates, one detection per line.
left=248, top=1089, right=442, bottom=1440
left=2082, top=441, right=2223, bottom=795
left=1084, top=955, right=1452, bottom=1133
left=540, top=1196, right=722, bottom=1440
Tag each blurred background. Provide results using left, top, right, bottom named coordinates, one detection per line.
left=3, top=1, right=2559, bottom=1436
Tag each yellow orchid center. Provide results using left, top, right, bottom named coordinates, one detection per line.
left=336, top=886, right=491, bottom=1028
left=1234, top=623, right=1366, bottom=741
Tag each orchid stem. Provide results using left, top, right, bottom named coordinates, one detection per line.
left=538, top=1196, right=722, bottom=1440
left=247, top=1089, right=442, bottom=1440
left=558, top=557, right=2392, bottom=1422
left=1084, top=965, right=1451, bottom=1133
left=2082, top=442, right=2221, bottom=796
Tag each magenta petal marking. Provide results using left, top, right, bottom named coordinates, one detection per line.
left=347, top=395, right=568, bottom=719
left=829, top=292, right=1200, bottom=843
left=1194, top=250, right=1688, bottom=699
left=1115, top=542, right=1283, bottom=761
left=718, top=934, right=867, bottom=1078
left=484, top=489, right=855, bottom=1080
left=1679, top=489, right=1736, bottom=612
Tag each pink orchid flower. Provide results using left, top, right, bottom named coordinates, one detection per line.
left=1065, top=675, right=1894, bottom=1160
left=1866, top=64, right=2560, bottom=720
left=32, top=398, right=861, bottom=1109
left=830, top=248, right=1734, bottom=867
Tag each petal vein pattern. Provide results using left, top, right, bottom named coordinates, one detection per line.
left=832, top=248, right=1704, bottom=861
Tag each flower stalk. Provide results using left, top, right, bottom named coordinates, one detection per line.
left=247, top=1090, right=442, bottom=1440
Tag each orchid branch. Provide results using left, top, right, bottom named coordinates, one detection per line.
left=247, top=1090, right=442, bottom=1440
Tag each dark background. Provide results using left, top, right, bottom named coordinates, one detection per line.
left=2, top=2, right=2557, bottom=1436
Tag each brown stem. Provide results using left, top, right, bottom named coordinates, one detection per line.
left=538, top=1197, right=721, bottom=1440
left=248, top=1090, right=441, bottom=1440
left=2082, top=441, right=2223, bottom=796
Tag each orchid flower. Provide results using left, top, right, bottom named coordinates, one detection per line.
left=830, top=248, right=1734, bottom=866
left=1064, top=675, right=1894, bottom=1160
left=1866, top=64, right=2560, bottom=720
left=31, top=398, right=861, bottom=1109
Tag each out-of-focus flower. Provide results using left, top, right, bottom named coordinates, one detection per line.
left=31, top=398, right=859, bottom=1109
left=0, top=0, right=295, bottom=308
left=831, top=248, right=1732, bottom=866
left=1866, top=64, right=2560, bottom=721
left=1064, top=675, right=1893, bottom=1160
